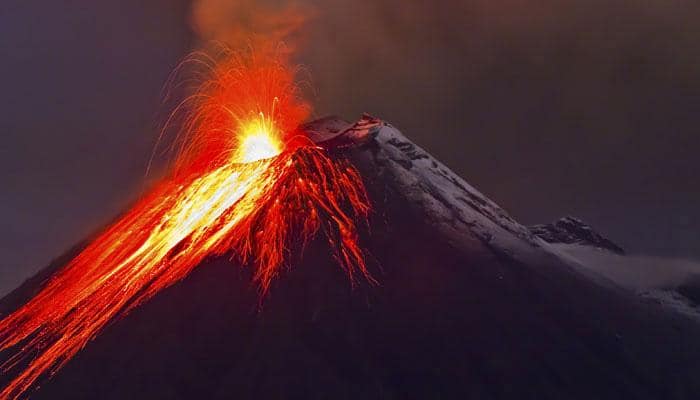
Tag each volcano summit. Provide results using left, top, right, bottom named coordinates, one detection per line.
left=2, top=114, right=700, bottom=399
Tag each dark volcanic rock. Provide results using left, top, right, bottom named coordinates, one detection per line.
left=2, top=116, right=699, bottom=400
left=676, top=277, right=700, bottom=307
left=530, top=216, right=625, bottom=254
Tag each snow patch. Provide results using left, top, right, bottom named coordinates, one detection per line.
left=360, top=119, right=553, bottom=264
left=552, top=243, right=700, bottom=319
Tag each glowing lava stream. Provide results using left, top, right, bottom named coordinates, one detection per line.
left=0, top=53, right=372, bottom=400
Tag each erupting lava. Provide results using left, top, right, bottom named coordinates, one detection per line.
left=0, top=51, right=372, bottom=399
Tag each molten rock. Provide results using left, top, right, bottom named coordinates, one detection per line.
left=2, top=116, right=700, bottom=400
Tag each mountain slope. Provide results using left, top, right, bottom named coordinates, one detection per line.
left=2, top=116, right=700, bottom=399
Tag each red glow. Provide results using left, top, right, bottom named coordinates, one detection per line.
left=0, top=52, right=372, bottom=399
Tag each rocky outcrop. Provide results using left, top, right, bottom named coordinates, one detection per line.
left=3, top=116, right=699, bottom=400
left=530, top=216, right=624, bottom=254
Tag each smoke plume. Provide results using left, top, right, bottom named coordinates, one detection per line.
left=190, top=0, right=313, bottom=53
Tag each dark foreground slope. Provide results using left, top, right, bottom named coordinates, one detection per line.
left=2, top=116, right=700, bottom=399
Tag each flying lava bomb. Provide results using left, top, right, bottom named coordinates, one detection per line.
left=3, top=3, right=700, bottom=400
left=0, top=50, right=374, bottom=400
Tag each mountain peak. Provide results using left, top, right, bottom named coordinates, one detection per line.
left=530, top=216, right=624, bottom=254
left=2, top=116, right=699, bottom=400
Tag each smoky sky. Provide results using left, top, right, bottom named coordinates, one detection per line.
left=1, top=0, right=699, bottom=296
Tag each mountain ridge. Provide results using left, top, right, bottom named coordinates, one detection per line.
left=2, top=115, right=700, bottom=399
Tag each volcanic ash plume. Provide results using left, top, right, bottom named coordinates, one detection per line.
left=0, top=51, right=372, bottom=400
left=190, top=0, right=312, bottom=53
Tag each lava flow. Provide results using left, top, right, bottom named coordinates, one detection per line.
left=0, top=51, right=372, bottom=400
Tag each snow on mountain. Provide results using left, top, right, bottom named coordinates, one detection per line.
left=553, top=243, right=700, bottom=320
left=342, top=115, right=549, bottom=262
left=529, top=216, right=625, bottom=254
left=3, top=115, right=700, bottom=399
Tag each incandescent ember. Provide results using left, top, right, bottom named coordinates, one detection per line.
left=0, top=52, right=374, bottom=400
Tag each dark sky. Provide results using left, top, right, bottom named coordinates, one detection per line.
left=1, top=0, right=699, bottom=295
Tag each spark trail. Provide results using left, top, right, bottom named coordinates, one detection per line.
left=0, top=51, right=372, bottom=399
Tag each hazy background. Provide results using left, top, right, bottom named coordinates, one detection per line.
left=1, top=0, right=699, bottom=295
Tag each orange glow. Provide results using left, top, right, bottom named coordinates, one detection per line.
left=234, top=112, right=283, bottom=162
left=0, top=52, right=371, bottom=400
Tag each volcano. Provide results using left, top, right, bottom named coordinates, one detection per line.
left=2, top=115, right=700, bottom=399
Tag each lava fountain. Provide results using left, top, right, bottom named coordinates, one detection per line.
left=0, top=51, right=373, bottom=400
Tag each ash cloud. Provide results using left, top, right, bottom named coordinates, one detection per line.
left=190, top=0, right=314, bottom=52
left=297, top=0, right=700, bottom=258
left=1, top=0, right=699, bottom=297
